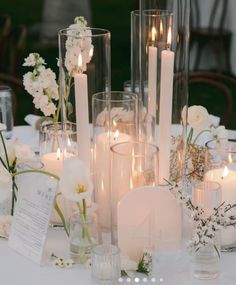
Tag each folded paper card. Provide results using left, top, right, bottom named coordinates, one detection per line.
left=8, top=169, right=57, bottom=265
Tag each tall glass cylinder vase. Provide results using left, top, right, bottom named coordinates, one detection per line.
left=205, top=138, right=236, bottom=252
left=131, top=0, right=190, bottom=185
left=58, top=28, right=111, bottom=174
left=111, top=141, right=158, bottom=258
left=92, top=91, right=138, bottom=242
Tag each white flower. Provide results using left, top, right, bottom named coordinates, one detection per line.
left=0, top=123, right=6, bottom=131
left=14, top=141, right=35, bottom=163
left=64, top=259, right=74, bottom=268
left=52, top=258, right=64, bottom=269
left=23, top=53, right=45, bottom=67
left=0, top=164, right=12, bottom=202
left=85, top=258, right=92, bottom=269
left=0, top=215, right=12, bottom=238
left=211, top=125, right=228, bottom=140
left=65, top=17, right=93, bottom=75
left=59, top=157, right=93, bottom=202
left=182, top=105, right=210, bottom=131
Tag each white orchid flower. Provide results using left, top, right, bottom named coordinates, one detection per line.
left=0, top=164, right=12, bottom=202
left=59, top=157, right=93, bottom=202
left=182, top=105, right=210, bottom=131
left=0, top=123, right=7, bottom=131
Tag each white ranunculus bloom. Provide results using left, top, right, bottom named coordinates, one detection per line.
left=0, top=164, right=12, bottom=202
left=59, top=157, right=93, bottom=202
left=183, top=105, right=210, bottom=131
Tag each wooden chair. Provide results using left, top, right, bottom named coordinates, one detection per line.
left=190, top=0, right=232, bottom=73
left=0, top=15, right=11, bottom=73
left=188, top=72, right=234, bottom=128
left=8, top=25, right=27, bottom=76
left=0, top=73, right=37, bottom=125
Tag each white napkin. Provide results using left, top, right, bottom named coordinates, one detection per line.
left=24, top=114, right=42, bottom=130
left=209, top=114, right=220, bottom=127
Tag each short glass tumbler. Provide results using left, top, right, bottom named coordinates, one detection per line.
left=0, top=85, right=14, bottom=139
left=191, top=181, right=222, bottom=280
left=92, top=244, right=121, bottom=283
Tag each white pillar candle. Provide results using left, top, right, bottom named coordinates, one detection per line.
left=148, top=27, right=157, bottom=118
left=205, top=167, right=236, bottom=246
left=74, top=53, right=91, bottom=174
left=94, top=130, right=131, bottom=232
left=41, top=148, right=74, bottom=176
left=158, top=27, right=175, bottom=184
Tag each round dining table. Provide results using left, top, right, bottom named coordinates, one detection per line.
left=1, top=125, right=236, bottom=285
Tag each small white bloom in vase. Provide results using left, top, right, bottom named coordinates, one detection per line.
left=59, top=157, right=93, bottom=202
left=14, top=141, right=35, bottom=163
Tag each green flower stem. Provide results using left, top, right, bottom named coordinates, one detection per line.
left=193, top=129, right=211, bottom=144
left=76, top=201, right=93, bottom=244
left=0, top=131, right=10, bottom=170
left=54, top=193, right=69, bottom=237
left=187, top=128, right=194, bottom=144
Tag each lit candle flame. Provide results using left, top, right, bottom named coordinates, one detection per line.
left=167, top=27, right=172, bottom=48
left=222, top=166, right=229, bottom=179
left=228, top=153, right=233, bottom=164
left=130, top=177, right=133, bottom=190
left=151, top=27, right=157, bottom=42
left=160, top=20, right=163, bottom=36
left=78, top=53, right=82, bottom=68
left=89, top=47, right=94, bottom=58
left=113, top=119, right=117, bottom=127
left=114, top=130, right=119, bottom=140
left=57, top=148, right=61, bottom=160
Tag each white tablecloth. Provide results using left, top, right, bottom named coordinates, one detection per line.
left=2, top=126, right=235, bottom=284
left=0, top=228, right=236, bottom=285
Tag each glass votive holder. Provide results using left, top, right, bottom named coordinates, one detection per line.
left=69, top=211, right=98, bottom=264
left=205, top=138, right=236, bottom=251
left=0, top=85, right=14, bottom=139
left=39, top=122, right=77, bottom=177
left=91, top=244, right=121, bottom=284
left=191, top=180, right=222, bottom=280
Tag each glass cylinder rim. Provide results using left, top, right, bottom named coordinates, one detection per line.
left=110, top=141, right=159, bottom=157
left=58, top=27, right=111, bottom=38
left=205, top=138, right=236, bottom=153
left=0, top=85, right=12, bottom=92
left=192, top=180, right=222, bottom=192
left=92, top=91, right=138, bottom=103
left=132, top=9, right=173, bottom=16
left=92, top=244, right=120, bottom=256
left=39, top=121, right=77, bottom=132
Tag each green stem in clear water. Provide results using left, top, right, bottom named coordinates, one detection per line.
left=76, top=201, right=93, bottom=244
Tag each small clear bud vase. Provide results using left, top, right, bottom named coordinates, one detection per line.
left=131, top=0, right=190, bottom=185
left=69, top=211, right=98, bottom=264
